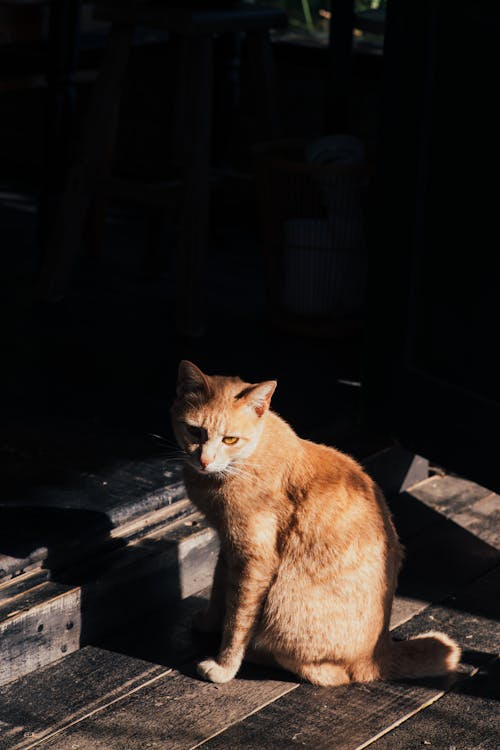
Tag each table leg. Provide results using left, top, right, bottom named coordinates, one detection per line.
left=38, top=0, right=81, bottom=256
left=37, top=23, right=133, bottom=301
left=246, top=29, right=279, bottom=140
left=326, top=0, right=354, bottom=132
left=176, top=34, right=213, bottom=337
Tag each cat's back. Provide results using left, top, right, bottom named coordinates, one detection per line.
left=286, top=437, right=392, bottom=544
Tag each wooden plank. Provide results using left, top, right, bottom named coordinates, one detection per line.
left=393, top=565, right=500, bottom=654
left=32, top=665, right=296, bottom=750
left=389, top=478, right=500, bottom=627
left=0, top=569, right=493, bottom=750
left=2, top=550, right=497, bottom=750
left=396, top=511, right=499, bottom=605
left=408, top=474, right=493, bottom=514
left=0, top=418, right=186, bottom=581
left=409, top=475, right=500, bottom=549
left=199, top=675, right=457, bottom=750
left=0, top=647, right=169, bottom=750
left=370, top=658, right=500, bottom=750
left=0, top=516, right=217, bottom=687
left=389, top=595, right=428, bottom=631
left=0, top=498, right=192, bottom=584
left=13, top=571, right=498, bottom=750
left=0, top=590, right=216, bottom=750
left=451, top=493, right=500, bottom=549
left=199, top=566, right=500, bottom=750
left=2, top=465, right=496, bottom=691
left=1, top=464, right=496, bottom=697
left=0, top=571, right=49, bottom=604
left=0, top=417, right=184, bottom=524
left=0, top=586, right=81, bottom=688
left=383, top=472, right=493, bottom=547
left=383, top=479, right=500, bottom=630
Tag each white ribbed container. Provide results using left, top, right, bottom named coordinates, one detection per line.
left=283, top=218, right=366, bottom=317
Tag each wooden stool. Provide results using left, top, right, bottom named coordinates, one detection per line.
left=37, top=4, right=287, bottom=336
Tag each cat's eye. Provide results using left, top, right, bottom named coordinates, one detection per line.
left=185, top=424, right=204, bottom=442
left=222, top=436, right=239, bottom=445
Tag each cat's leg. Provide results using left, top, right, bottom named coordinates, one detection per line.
left=192, top=549, right=226, bottom=634
left=197, top=556, right=274, bottom=683
left=275, top=656, right=350, bottom=687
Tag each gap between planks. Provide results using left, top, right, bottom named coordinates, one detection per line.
left=351, top=672, right=478, bottom=750
left=19, top=668, right=176, bottom=750
left=188, top=685, right=299, bottom=750
left=8, top=581, right=483, bottom=750
left=4, top=473, right=498, bottom=749
left=191, top=690, right=454, bottom=750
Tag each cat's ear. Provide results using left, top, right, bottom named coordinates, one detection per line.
left=177, top=360, right=211, bottom=399
left=239, top=380, right=277, bottom=417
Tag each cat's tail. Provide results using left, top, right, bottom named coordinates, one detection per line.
left=383, top=631, right=461, bottom=679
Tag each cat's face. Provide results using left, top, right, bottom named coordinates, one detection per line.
left=171, top=361, right=276, bottom=475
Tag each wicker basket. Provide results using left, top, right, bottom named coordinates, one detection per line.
left=255, top=139, right=371, bottom=337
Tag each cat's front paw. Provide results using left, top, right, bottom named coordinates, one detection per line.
left=192, top=609, right=222, bottom=634
left=197, top=659, right=237, bottom=684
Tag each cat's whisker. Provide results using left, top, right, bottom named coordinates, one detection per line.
left=158, top=448, right=187, bottom=459
left=224, top=465, right=261, bottom=485
left=147, top=433, right=179, bottom=448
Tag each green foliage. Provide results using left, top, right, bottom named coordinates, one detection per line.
left=259, top=0, right=386, bottom=35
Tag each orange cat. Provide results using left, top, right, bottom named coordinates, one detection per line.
left=171, top=360, right=460, bottom=686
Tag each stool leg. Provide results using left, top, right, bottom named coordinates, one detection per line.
left=176, top=34, right=213, bottom=337
left=171, top=34, right=189, bottom=166
left=246, top=30, right=279, bottom=140
left=37, top=23, right=133, bottom=301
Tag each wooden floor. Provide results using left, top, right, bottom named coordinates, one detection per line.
left=0, top=472, right=499, bottom=750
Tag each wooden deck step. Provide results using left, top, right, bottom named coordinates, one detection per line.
left=0, top=503, right=218, bottom=688
left=0, top=564, right=498, bottom=750
left=0, top=420, right=186, bottom=582
left=370, top=657, right=500, bottom=749
left=0, top=443, right=417, bottom=686
left=1, top=448, right=498, bottom=698
left=199, top=568, right=500, bottom=750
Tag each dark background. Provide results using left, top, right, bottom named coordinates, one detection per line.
left=1, top=0, right=499, bottom=502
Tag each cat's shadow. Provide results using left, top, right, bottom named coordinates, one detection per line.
left=0, top=505, right=115, bottom=576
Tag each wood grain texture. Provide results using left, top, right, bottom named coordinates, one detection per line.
left=0, top=515, right=217, bottom=687
left=1, top=470, right=498, bottom=746
left=0, top=571, right=49, bottom=605
left=370, top=658, right=500, bottom=750
left=409, top=475, right=500, bottom=549
left=37, top=666, right=297, bottom=750
left=0, top=418, right=184, bottom=517
left=0, top=586, right=81, bottom=688
left=396, top=510, right=499, bottom=605
left=200, top=678, right=456, bottom=750
left=201, top=565, right=500, bottom=750
left=409, top=474, right=492, bottom=510
left=0, top=417, right=186, bottom=582
left=394, top=565, right=500, bottom=655
left=0, top=647, right=168, bottom=750
left=8, top=563, right=498, bottom=750
left=388, top=476, right=500, bottom=627
left=0, top=591, right=214, bottom=750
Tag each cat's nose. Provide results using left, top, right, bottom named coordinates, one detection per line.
left=199, top=456, right=210, bottom=469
